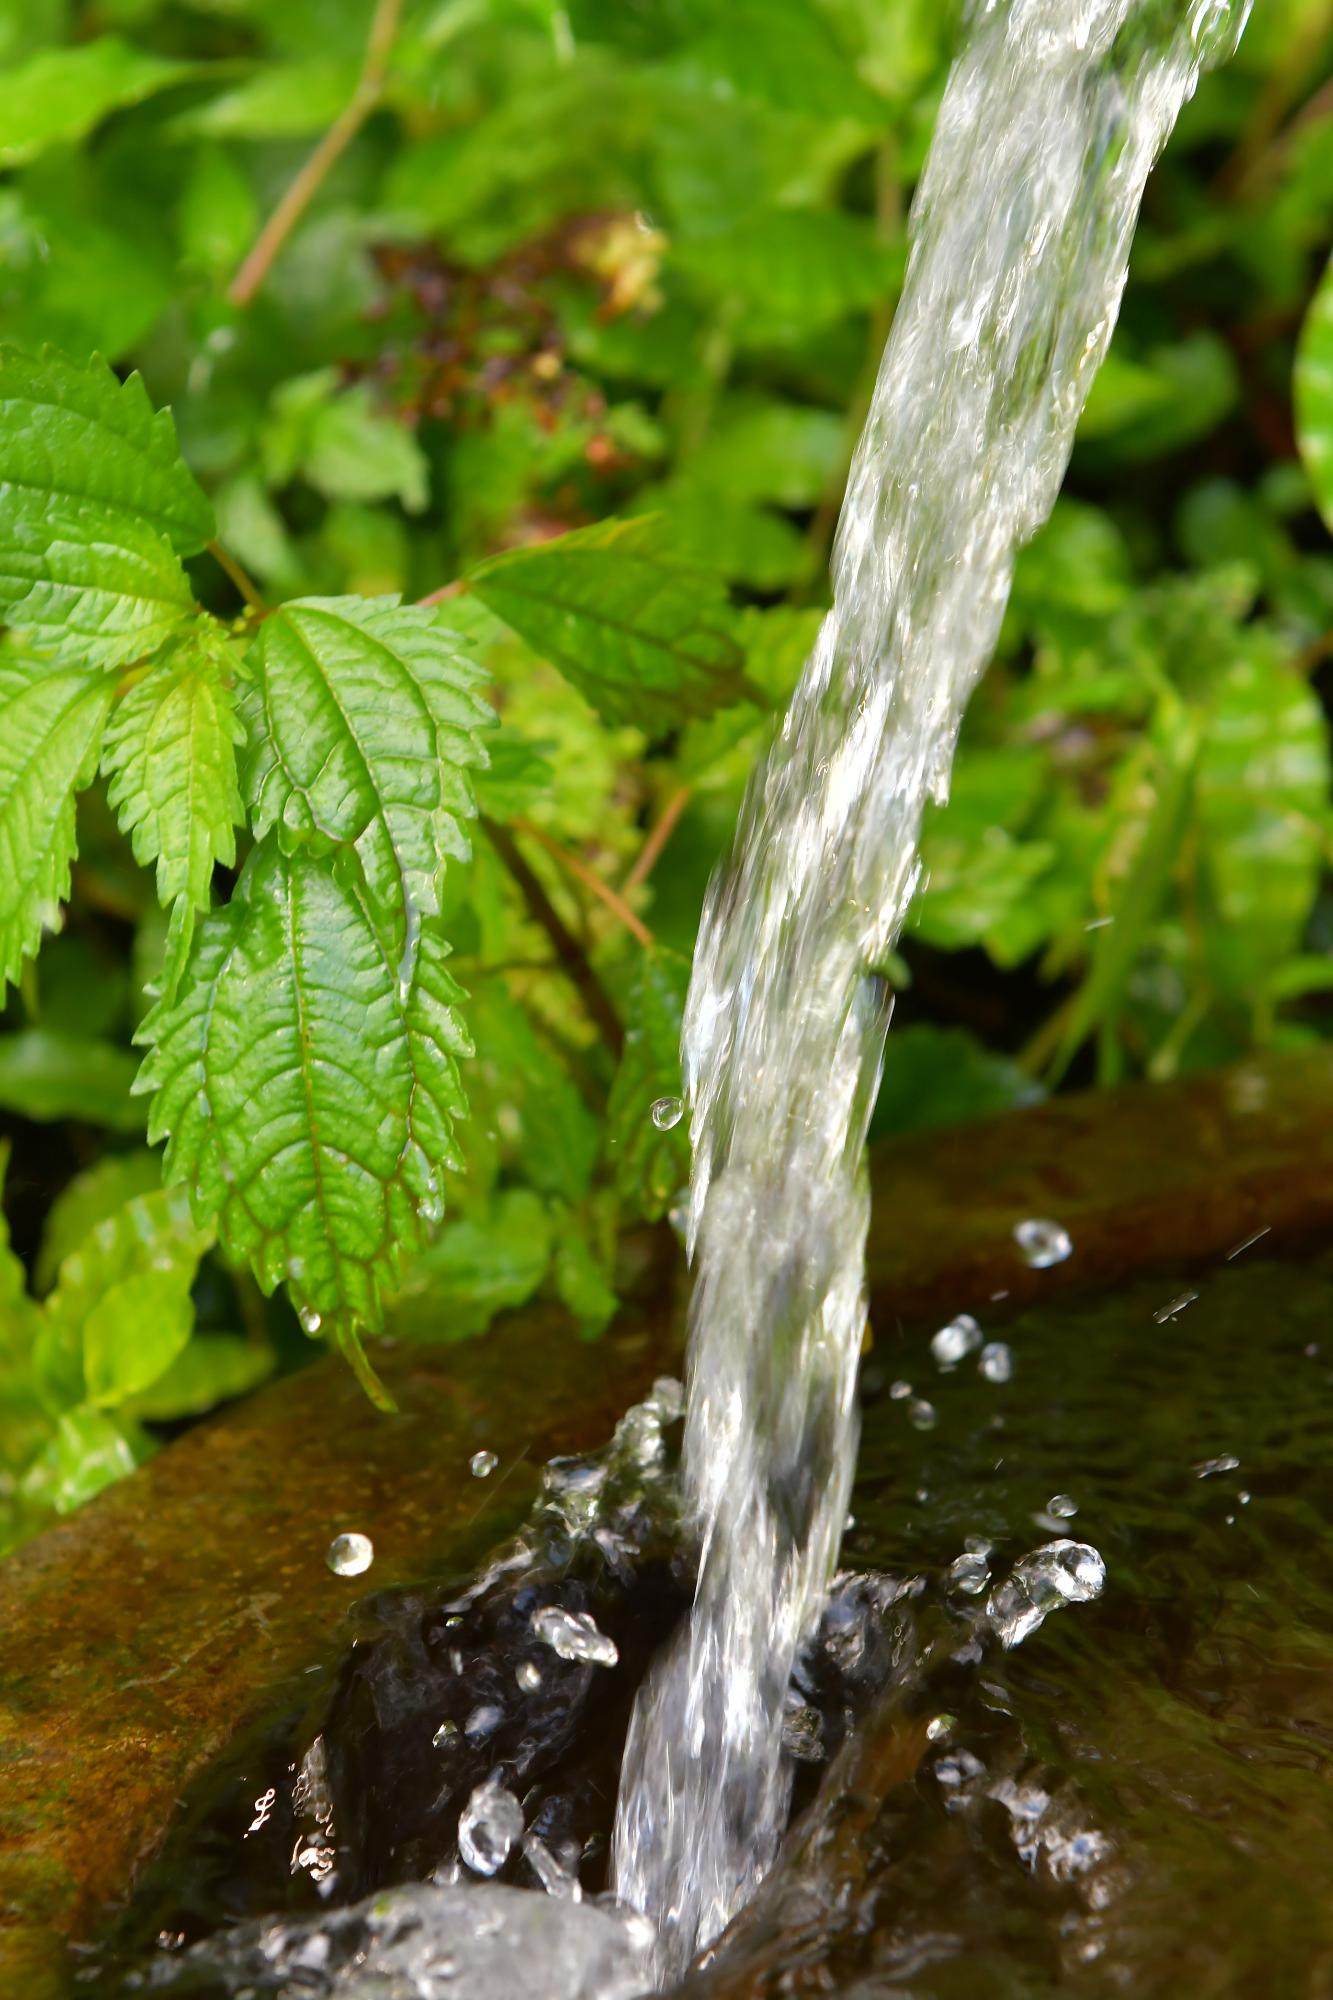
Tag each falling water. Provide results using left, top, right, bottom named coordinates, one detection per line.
left=613, top=0, right=1250, bottom=1978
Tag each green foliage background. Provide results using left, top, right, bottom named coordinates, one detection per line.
left=0, top=0, right=1330, bottom=1550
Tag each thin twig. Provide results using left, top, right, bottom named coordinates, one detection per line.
left=207, top=539, right=268, bottom=614
left=227, top=0, right=403, bottom=308
left=480, top=817, right=625, bottom=1057
left=418, top=579, right=466, bottom=609
left=512, top=817, right=655, bottom=947
left=623, top=784, right=692, bottom=893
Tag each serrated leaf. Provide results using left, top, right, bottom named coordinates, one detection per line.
left=0, top=36, right=194, bottom=170
left=0, top=1027, right=142, bottom=1131
left=138, top=839, right=473, bottom=1395
left=39, top=1184, right=213, bottom=1411
left=35, top=1149, right=164, bottom=1293
left=468, top=517, right=748, bottom=729
left=103, top=623, right=245, bottom=956
left=0, top=348, right=212, bottom=667
left=605, top=946, right=690, bottom=1221
left=0, top=657, right=114, bottom=993
left=1295, top=251, right=1333, bottom=535
left=240, top=597, right=492, bottom=950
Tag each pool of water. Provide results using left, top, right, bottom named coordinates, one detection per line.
left=91, top=1248, right=1333, bottom=1997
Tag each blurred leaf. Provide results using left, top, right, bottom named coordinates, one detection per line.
left=674, top=209, right=901, bottom=342
left=35, top=1149, right=164, bottom=1292
left=0, top=659, right=115, bottom=996
left=465, top=981, right=601, bottom=1200
left=126, top=1333, right=275, bottom=1419
left=1295, top=250, right=1333, bottom=535
left=178, top=143, right=258, bottom=280
left=390, top=1188, right=553, bottom=1342
left=0, top=1028, right=142, bottom=1131
left=468, top=517, right=750, bottom=729
left=41, top=1184, right=212, bottom=1409
left=263, top=370, right=431, bottom=512
left=172, top=59, right=356, bottom=139
left=605, top=945, right=690, bottom=1221
left=1077, top=332, right=1239, bottom=459
left=872, top=1025, right=1045, bottom=1139
left=472, top=733, right=556, bottom=822
left=0, top=35, right=193, bottom=169
left=0, top=347, right=212, bottom=668
left=668, top=0, right=885, bottom=121
left=19, top=1406, right=145, bottom=1514
left=551, top=1206, right=619, bottom=1338
left=685, top=396, right=845, bottom=510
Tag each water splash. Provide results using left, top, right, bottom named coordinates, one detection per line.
left=613, top=0, right=1249, bottom=1976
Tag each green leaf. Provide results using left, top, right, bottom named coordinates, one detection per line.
left=0, top=1028, right=142, bottom=1131
left=35, top=1149, right=164, bottom=1292
left=465, top=981, right=601, bottom=1201
left=0, top=347, right=212, bottom=668
left=871, top=1025, right=1045, bottom=1140
left=669, top=0, right=884, bottom=123
left=1295, top=251, right=1333, bottom=535
left=263, top=371, right=430, bottom=513
left=674, top=209, right=901, bottom=343
left=0, top=36, right=193, bottom=170
left=389, top=1189, right=554, bottom=1343
left=178, top=143, right=258, bottom=280
left=20, top=1407, right=144, bottom=1515
left=684, top=396, right=845, bottom=511
left=138, top=840, right=474, bottom=1396
left=127, top=1333, right=275, bottom=1420
left=239, top=597, right=492, bottom=945
left=551, top=1209, right=619, bottom=1339
left=0, top=657, right=114, bottom=993
left=40, top=1184, right=213, bottom=1410
left=103, top=622, right=246, bottom=968
left=468, top=517, right=749, bottom=729
left=605, top=945, right=690, bottom=1222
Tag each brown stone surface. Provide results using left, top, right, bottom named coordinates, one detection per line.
left=2, top=1046, right=1333, bottom=1991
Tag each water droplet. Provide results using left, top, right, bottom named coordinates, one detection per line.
left=925, top=1714, right=954, bottom=1741
left=650, top=1095, right=683, bottom=1131
left=325, top=1531, right=372, bottom=1577
left=1048, top=1493, right=1078, bottom=1518
left=908, top=1397, right=937, bottom=1431
left=931, top=1313, right=983, bottom=1368
left=1193, top=1452, right=1240, bottom=1478
left=1153, top=1289, right=1198, bottom=1324
left=464, top=1702, right=502, bottom=1741
left=532, top=1604, right=619, bottom=1667
left=1013, top=1217, right=1072, bottom=1268
left=457, top=1777, right=524, bottom=1876
left=516, top=1660, right=543, bottom=1693
left=987, top=1540, right=1105, bottom=1649
left=979, top=1341, right=1012, bottom=1383
left=946, top=1550, right=990, bottom=1595
left=299, top=1306, right=323, bottom=1335
left=432, top=1719, right=458, bottom=1748
left=470, top=1450, right=498, bottom=1478
left=523, top=1831, right=582, bottom=1900
left=889, top=1378, right=912, bottom=1400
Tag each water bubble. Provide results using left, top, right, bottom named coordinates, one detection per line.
left=470, top=1450, right=498, bottom=1478
left=979, top=1341, right=1013, bottom=1383
left=987, top=1540, right=1106, bottom=1649
left=532, top=1604, right=619, bottom=1667
left=464, top=1703, right=503, bottom=1742
left=1013, top=1217, right=1072, bottom=1269
left=931, top=1312, right=982, bottom=1368
left=516, top=1660, right=543, bottom=1693
left=1194, top=1452, right=1240, bottom=1477
left=1048, top=1493, right=1078, bottom=1518
left=457, top=1778, right=524, bottom=1876
left=299, top=1306, right=323, bottom=1335
left=523, top=1831, right=581, bottom=1901
left=946, top=1550, right=990, bottom=1595
left=908, top=1397, right=938, bottom=1431
left=326, top=1532, right=372, bottom=1577
left=650, top=1096, right=683, bottom=1131
left=432, top=1719, right=458, bottom=1749
left=889, top=1379, right=912, bottom=1400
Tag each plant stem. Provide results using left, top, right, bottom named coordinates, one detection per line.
left=512, top=817, right=655, bottom=947
left=207, top=539, right=268, bottom=615
left=480, top=816, right=625, bottom=1057
left=623, top=783, right=691, bottom=893
left=418, top=579, right=467, bottom=608
left=227, top=0, right=403, bottom=309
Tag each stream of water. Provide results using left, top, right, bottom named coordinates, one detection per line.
left=612, top=0, right=1252, bottom=1979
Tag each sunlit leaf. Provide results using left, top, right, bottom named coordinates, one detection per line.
left=1295, top=250, right=1333, bottom=535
